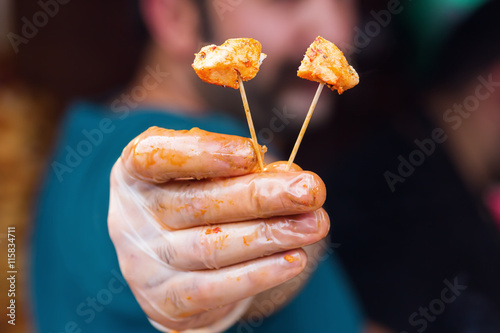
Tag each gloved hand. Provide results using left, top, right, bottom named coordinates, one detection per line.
left=108, top=127, right=329, bottom=332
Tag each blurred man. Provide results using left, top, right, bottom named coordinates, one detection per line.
left=32, top=0, right=365, bottom=332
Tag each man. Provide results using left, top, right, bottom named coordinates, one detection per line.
left=32, top=0, right=364, bottom=332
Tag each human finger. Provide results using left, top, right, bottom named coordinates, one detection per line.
left=153, top=208, right=329, bottom=270
left=153, top=249, right=307, bottom=320
left=142, top=171, right=326, bottom=229
left=121, top=127, right=266, bottom=183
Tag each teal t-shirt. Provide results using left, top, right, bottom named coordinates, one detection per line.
left=31, top=102, right=363, bottom=332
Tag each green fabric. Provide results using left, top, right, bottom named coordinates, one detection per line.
left=31, top=101, right=363, bottom=332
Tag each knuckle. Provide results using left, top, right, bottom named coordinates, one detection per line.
left=156, top=240, right=177, bottom=266
left=150, top=190, right=166, bottom=215
left=249, top=177, right=264, bottom=213
left=165, top=276, right=206, bottom=319
left=163, top=284, right=187, bottom=318
left=149, top=184, right=203, bottom=230
left=149, top=189, right=182, bottom=229
left=259, top=222, right=284, bottom=257
left=261, top=221, right=278, bottom=248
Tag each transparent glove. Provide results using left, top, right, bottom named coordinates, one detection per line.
left=108, top=127, right=330, bottom=332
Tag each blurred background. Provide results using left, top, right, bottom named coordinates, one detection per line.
left=1, top=0, right=499, bottom=332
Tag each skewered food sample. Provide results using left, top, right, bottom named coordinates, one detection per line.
left=286, top=36, right=359, bottom=170
left=192, top=38, right=267, bottom=170
left=192, top=38, right=267, bottom=89
left=297, top=36, right=359, bottom=94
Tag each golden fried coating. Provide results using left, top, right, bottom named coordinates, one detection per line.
left=192, top=38, right=266, bottom=89
left=297, top=36, right=359, bottom=94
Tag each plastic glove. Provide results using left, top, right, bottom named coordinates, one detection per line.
left=108, top=127, right=329, bottom=332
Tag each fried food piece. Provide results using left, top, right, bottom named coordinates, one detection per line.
left=192, top=38, right=266, bottom=89
left=297, top=36, right=359, bottom=94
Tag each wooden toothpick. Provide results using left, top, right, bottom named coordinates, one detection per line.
left=286, top=83, right=325, bottom=171
left=238, top=75, right=265, bottom=171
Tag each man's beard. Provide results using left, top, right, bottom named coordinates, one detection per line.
left=193, top=61, right=336, bottom=154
